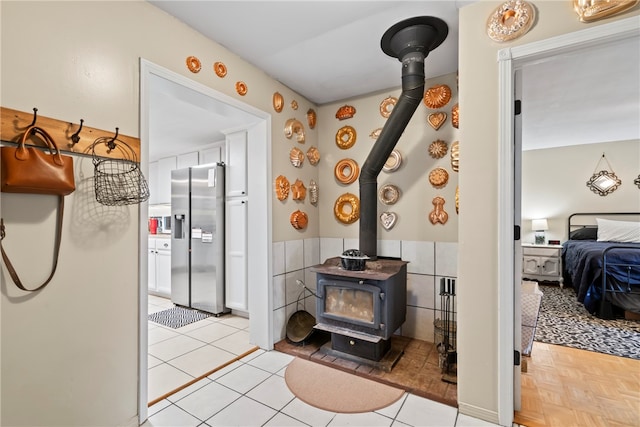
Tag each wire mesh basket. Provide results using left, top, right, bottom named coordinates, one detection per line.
left=91, top=136, right=150, bottom=206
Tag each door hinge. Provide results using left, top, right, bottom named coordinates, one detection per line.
left=514, top=225, right=521, bottom=241
left=514, top=350, right=521, bottom=366
left=515, top=100, right=522, bottom=115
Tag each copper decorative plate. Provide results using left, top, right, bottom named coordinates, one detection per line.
left=290, top=147, right=304, bottom=168
left=309, top=180, right=319, bottom=205
left=428, top=140, right=448, bottom=159
left=424, top=84, right=451, bottom=109
left=380, top=96, right=397, bottom=118
left=273, top=92, right=284, bottom=113
left=235, top=81, right=247, bottom=96
left=378, top=184, right=401, bottom=205
left=380, top=212, right=398, bottom=231
left=335, top=105, right=356, bottom=120
left=370, top=128, right=382, bottom=140
left=334, top=193, right=360, bottom=224
left=452, top=103, right=459, bottom=129
left=383, top=149, right=402, bottom=172
left=306, top=109, right=316, bottom=129
left=429, top=196, right=448, bottom=225
left=429, top=167, right=449, bottom=187
left=306, top=146, right=320, bottom=165
left=336, top=126, right=357, bottom=149
left=290, top=210, right=308, bottom=230
left=186, top=56, right=201, bottom=73
left=284, top=118, right=305, bottom=143
left=450, top=141, right=459, bottom=172
left=274, top=175, right=290, bottom=201
left=334, top=159, right=359, bottom=185
left=486, top=0, right=536, bottom=43
left=291, top=179, right=306, bottom=200
left=428, top=112, right=447, bottom=130
left=213, top=61, right=227, bottom=77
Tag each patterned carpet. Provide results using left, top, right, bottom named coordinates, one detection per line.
left=534, top=285, right=640, bottom=359
left=148, top=305, right=212, bottom=328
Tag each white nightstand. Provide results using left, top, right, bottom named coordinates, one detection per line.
left=522, top=244, right=563, bottom=288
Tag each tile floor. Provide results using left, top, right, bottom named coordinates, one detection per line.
left=146, top=295, right=510, bottom=426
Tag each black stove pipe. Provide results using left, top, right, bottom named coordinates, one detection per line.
left=359, top=16, right=449, bottom=260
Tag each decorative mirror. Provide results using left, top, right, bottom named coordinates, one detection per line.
left=586, top=153, right=622, bottom=196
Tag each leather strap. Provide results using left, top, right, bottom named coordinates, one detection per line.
left=0, top=196, right=65, bottom=292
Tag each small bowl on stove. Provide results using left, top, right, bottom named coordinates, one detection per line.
left=340, top=249, right=369, bottom=271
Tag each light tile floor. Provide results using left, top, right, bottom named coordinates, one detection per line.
left=146, top=295, right=513, bottom=427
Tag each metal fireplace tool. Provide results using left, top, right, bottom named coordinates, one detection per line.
left=435, top=277, right=457, bottom=383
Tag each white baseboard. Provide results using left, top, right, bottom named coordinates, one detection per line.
left=457, top=402, right=502, bottom=425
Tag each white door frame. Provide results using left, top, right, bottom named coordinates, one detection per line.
left=496, top=16, right=640, bottom=426
left=138, top=59, right=273, bottom=423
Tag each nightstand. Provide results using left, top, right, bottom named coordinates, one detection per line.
left=522, top=244, right=563, bottom=288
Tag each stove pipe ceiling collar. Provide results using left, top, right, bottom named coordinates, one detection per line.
left=359, top=16, right=448, bottom=260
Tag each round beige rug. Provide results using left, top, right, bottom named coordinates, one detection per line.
left=284, top=357, right=405, bottom=413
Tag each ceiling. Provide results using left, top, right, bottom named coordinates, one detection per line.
left=146, top=1, right=639, bottom=160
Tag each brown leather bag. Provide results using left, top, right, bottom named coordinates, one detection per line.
left=0, top=125, right=75, bottom=291
left=1, top=125, right=75, bottom=195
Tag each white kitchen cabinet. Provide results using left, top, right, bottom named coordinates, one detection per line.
left=522, top=244, right=563, bottom=287
left=225, top=199, right=248, bottom=311
left=156, top=156, right=177, bottom=205
left=149, top=237, right=171, bottom=297
left=200, top=145, right=224, bottom=165
left=177, top=151, right=199, bottom=169
left=225, top=130, right=247, bottom=198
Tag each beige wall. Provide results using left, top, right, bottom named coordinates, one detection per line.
left=522, top=140, right=640, bottom=243
left=0, top=1, right=316, bottom=425
left=317, top=72, right=460, bottom=242
left=458, top=0, right=640, bottom=421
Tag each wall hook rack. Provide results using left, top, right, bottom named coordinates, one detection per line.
left=69, top=119, right=84, bottom=147
left=29, top=107, right=38, bottom=126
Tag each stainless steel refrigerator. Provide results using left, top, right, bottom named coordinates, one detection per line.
left=171, top=163, right=228, bottom=315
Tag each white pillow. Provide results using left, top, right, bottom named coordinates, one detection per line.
left=596, top=218, right=640, bottom=243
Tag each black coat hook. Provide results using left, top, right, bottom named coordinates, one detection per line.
left=70, top=119, right=84, bottom=146
left=106, top=127, right=119, bottom=152
left=29, top=108, right=38, bottom=126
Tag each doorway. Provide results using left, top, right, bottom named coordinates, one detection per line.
left=138, top=59, right=273, bottom=421
left=497, top=16, right=640, bottom=425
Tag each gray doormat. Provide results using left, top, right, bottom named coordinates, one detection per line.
left=148, top=305, right=212, bottom=329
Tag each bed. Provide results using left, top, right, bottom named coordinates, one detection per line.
left=562, top=213, right=640, bottom=319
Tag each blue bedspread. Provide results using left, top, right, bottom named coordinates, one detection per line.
left=562, top=240, right=640, bottom=313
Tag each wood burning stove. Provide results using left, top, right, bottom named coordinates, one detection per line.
left=311, top=257, right=407, bottom=362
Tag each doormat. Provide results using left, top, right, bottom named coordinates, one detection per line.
left=534, top=285, right=640, bottom=359
left=284, top=357, right=404, bottom=414
left=148, top=306, right=212, bottom=329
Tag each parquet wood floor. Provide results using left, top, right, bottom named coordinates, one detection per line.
left=515, top=341, right=640, bottom=427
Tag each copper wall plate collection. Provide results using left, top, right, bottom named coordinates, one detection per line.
left=378, top=184, right=400, bottom=205
left=428, top=112, right=447, bottom=130
left=235, top=81, right=247, bottom=96
left=336, top=126, right=357, bottom=149
left=186, top=56, right=201, bottom=73
left=213, top=61, right=227, bottom=77
left=423, top=84, right=452, bottom=109
left=334, top=193, right=360, bottom=224
left=273, top=92, right=284, bottom=113
left=486, top=0, right=536, bottom=43
left=291, top=179, right=306, bottom=200
left=380, top=212, right=398, bottom=230
left=306, top=146, right=320, bottom=165
left=274, top=175, right=290, bottom=201
left=289, top=147, right=304, bottom=168
left=380, top=96, right=397, bottom=118
left=428, top=139, right=448, bottom=159
left=383, top=149, right=402, bottom=172
left=284, top=118, right=305, bottom=143
left=429, top=196, right=448, bottom=225
left=290, top=210, right=308, bottom=230
left=334, top=158, right=359, bottom=184
left=429, top=167, right=449, bottom=187
left=335, top=105, right=356, bottom=120
left=291, top=100, right=298, bottom=110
